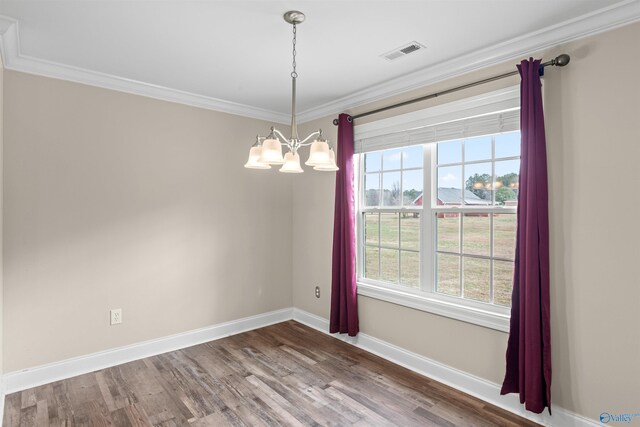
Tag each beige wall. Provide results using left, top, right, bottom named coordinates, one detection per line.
left=3, top=71, right=293, bottom=371
left=293, top=22, right=640, bottom=420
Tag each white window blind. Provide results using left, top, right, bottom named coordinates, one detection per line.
left=353, top=86, right=520, bottom=154
left=355, top=109, right=519, bottom=153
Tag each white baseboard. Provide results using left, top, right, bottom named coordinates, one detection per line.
left=292, top=308, right=600, bottom=427
left=3, top=307, right=293, bottom=394
left=1, top=306, right=600, bottom=427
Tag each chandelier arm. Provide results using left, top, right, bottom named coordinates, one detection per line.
left=272, top=128, right=293, bottom=147
left=297, top=131, right=322, bottom=146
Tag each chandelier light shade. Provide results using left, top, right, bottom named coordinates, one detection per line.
left=305, top=138, right=331, bottom=166
left=314, top=148, right=339, bottom=171
left=259, top=136, right=285, bottom=165
left=280, top=151, right=304, bottom=173
left=243, top=10, right=338, bottom=174
left=244, top=145, right=270, bottom=169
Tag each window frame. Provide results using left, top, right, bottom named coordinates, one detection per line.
left=354, top=87, right=520, bottom=332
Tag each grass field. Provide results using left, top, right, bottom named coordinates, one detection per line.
left=364, top=213, right=516, bottom=306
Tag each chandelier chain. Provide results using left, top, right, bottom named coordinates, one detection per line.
left=291, top=23, right=298, bottom=79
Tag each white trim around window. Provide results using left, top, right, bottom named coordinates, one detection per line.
left=354, top=86, right=519, bottom=333
left=357, top=281, right=510, bottom=332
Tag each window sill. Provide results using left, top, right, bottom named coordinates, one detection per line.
left=357, top=282, right=510, bottom=332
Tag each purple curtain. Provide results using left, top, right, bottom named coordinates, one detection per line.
left=500, top=58, right=552, bottom=414
left=329, top=113, right=359, bottom=336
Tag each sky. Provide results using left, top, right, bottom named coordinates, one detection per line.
left=364, top=131, right=521, bottom=203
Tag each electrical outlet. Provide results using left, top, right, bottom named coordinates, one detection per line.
left=110, top=308, right=122, bottom=325
left=314, top=286, right=320, bottom=298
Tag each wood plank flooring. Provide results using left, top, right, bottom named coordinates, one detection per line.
left=3, top=321, right=539, bottom=426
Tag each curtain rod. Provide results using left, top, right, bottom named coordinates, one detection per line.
left=332, top=54, right=570, bottom=125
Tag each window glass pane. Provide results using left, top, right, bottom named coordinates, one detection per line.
left=437, top=253, right=460, bottom=296
left=494, top=159, right=520, bottom=206
left=463, top=214, right=490, bottom=256
left=493, top=213, right=516, bottom=260
left=463, top=257, right=490, bottom=303
left=359, top=130, right=520, bottom=310
left=365, top=151, right=382, bottom=172
left=364, top=173, right=380, bottom=207
left=464, top=136, right=492, bottom=162
left=364, top=246, right=379, bottom=280
left=380, top=248, right=399, bottom=283
left=438, top=140, right=462, bottom=165
left=382, top=171, right=401, bottom=206
left=437, top=213, right=460, bottom=253
left=380, top=213, right=399, bottom=248
left=464, top=162, right=492, bottom=205
left=400, top=213, right=420, bottom=251
left=494, top=260, right=514, bottom=307
left=382, top=148, right=402, bottom=170
left=495, top=131, right=520, bottom=159
left=364, top=213, right=379, bottom=245
left=437, top=165, right=462, bottom=203
left=402, top=169, right=423, bottom=206
left=400, top=251, right=420, bottom=288
left=402, top=145, right=423, bottom=169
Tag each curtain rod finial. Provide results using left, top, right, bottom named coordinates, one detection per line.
left=554, top=54, right=570, bottom=67
left=333, top=115, right=353, bottom=126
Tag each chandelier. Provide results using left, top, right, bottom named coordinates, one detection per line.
left=244, top=11, right=338, bottom=173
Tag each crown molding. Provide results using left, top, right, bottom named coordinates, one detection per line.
left=0, top=15, right=290, bottom=124
left=296, top=0, right=640, bottom=123
left=0, top=15, right=18, bottom=68
left=1, top=1, right=640, bottom=125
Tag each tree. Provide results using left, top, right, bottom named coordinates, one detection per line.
left=495, top=187, right=517, bottom=205
left=465, top=173, right=491, bottom=199
left=496, top=172, right=519, bottom=189
left=389, top=181, right=401, bottom=205
left=403, top=188, right=421, bottom=204
left=366, top=189, right=379, bottom=206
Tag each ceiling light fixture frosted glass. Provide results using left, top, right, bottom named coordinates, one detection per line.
left=314, top=148, right=340, bottom=171
left=280, top=151, right=304, bottom=173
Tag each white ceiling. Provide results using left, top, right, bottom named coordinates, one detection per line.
left=0, top=1, right=639, bottom=123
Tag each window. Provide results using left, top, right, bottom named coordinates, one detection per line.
left=355, top=87, right=520, bottom=331
left=434, top=133, right=519, bottom=306
left=362, top=146, right=423, bottom=287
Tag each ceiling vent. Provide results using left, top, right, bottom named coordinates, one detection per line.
left=382, top=42, right=426, bottom=60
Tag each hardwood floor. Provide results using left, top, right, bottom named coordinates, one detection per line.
left=3, top=321, right=539, bottom=426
